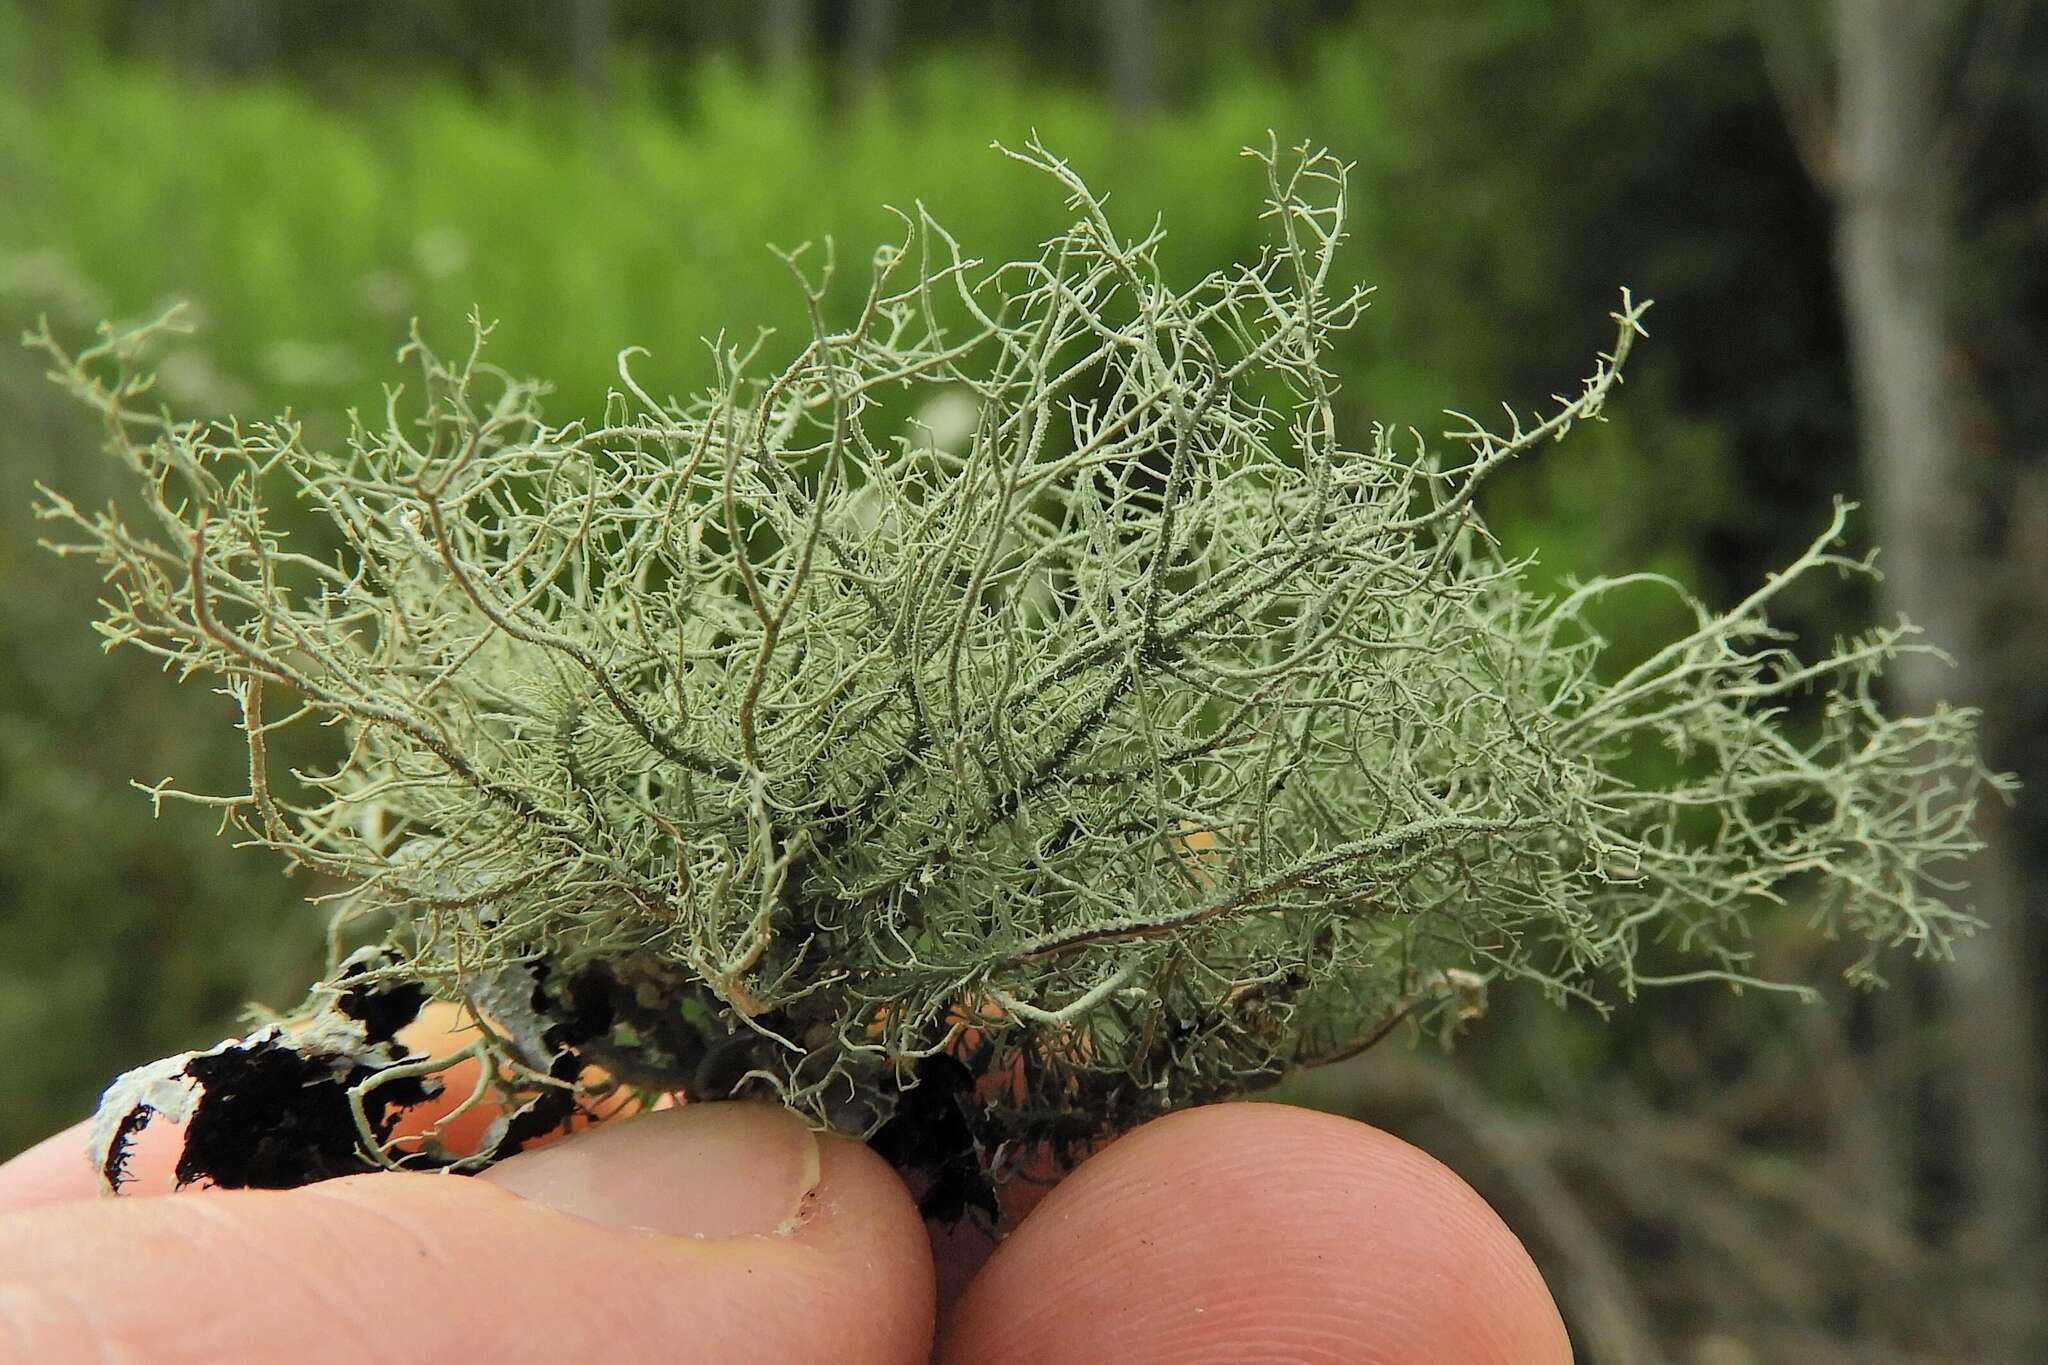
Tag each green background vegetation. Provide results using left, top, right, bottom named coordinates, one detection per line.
left=2, top=3, right=2043, bottom=1359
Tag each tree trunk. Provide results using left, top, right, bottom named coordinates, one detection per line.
left=210, top=0, right=274, bottom=75
left=845, top=0, right=895, bottom=94
left=762, top=0, right=811, bottom=87
left=1831, top=0, right=2044, bottom=1268
left=568, top=0, right=614, bottom=100
left=1105, top=0, right=1155, bottom=120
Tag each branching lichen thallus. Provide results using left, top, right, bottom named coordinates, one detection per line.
left=32, top=139, right=1997, bottom=1220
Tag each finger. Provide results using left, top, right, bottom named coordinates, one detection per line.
left=938, top=1101, right=1570, bottom=1365
left=0, top=1124, right=108, bottom=1213
left=0, top=1103, right=934, bottom=1365
left=0, top=1001, right=576, bottom=1213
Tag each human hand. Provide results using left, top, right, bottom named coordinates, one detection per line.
left=0, top=1093, right=1569, bottom=1363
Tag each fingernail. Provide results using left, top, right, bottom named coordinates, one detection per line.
left=478, top=1102, right=822, bottom=1239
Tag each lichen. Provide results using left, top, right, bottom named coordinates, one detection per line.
left=34, top=141, right=1997, bottom=1211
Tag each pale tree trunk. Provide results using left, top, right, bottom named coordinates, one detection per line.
left=1831, top=0, right=2044, bottom=1270
left=568, top=0, right=613, bottom=100
left=762, top=0, right=811, bottom=87
left=845, top=0, right=895, bottom=94
left=1105, top=0, right=1155, bottom=120
left=210, top=0, right=274, bottom=74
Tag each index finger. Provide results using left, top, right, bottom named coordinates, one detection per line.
left=0, top=1001, right=545, bottom=1212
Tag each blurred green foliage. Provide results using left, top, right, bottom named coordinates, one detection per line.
left=0, top=0, right=1865, bottom=1158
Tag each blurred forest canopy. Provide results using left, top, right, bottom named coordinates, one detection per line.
left=1, top=2, right=2045, bottom=1360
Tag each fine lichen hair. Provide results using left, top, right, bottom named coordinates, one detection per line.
left=32, top=141, right=1994, bottom=1210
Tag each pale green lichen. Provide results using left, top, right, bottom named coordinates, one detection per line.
left=33, top=141, right=1996, bottom=1197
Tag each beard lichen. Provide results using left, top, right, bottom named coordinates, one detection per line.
left=32, top=141, right=1996, bottom=1218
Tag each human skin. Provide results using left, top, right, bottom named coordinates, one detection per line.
left=0, top=1085, right=1571, bottom=1363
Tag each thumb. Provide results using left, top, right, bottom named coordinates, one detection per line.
left=0, top=1104, right=934, bottom=1364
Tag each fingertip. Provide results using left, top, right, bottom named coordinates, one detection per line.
left=0, top=1118, right=183, bottom=1213
left=0, top=1000, right=589, bottom=1217
left=0, top=1108, right=935, bottom=1364
left=940, top=1101, right=1571, bottom=1365
left=0, top=1124, right=98, bottom=1213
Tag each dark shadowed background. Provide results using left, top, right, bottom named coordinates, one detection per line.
left=2, top=3, right=2044, bottom=1360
